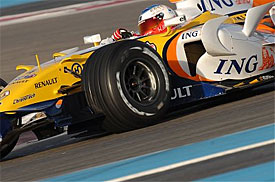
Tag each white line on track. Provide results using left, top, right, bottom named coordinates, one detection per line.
left=106, top=139, right=275, bottom=182
left=0, top=0, right=146, bottom=26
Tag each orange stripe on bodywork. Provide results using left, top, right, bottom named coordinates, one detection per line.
left=169, top=0, right=182, bottom=2
left=257, top=24, right=275, bottom=34
left=166, top=34, right=213, bottom=82
left=257, top=18, right=275, bottom=34
left=253, top=0, right=273, bottom=6
left=166, top=33, right=185, bottom=77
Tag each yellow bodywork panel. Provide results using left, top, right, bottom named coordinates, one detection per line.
left=53, top=52, right=67, bottom=58
left=0, top=51, right=92, bottom=112
left=16, top=65, right=35, bottom=71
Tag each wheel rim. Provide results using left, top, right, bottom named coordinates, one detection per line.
left=123, top=59, right=158, bottom=105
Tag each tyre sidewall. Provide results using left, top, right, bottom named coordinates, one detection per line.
left=106, top=41, right=170, bottom=120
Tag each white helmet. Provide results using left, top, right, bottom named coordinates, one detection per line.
left=138, top=4, right=177, bottom=35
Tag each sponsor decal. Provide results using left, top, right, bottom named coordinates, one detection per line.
left=179, top=16, right=186, bottom=22
left=13, top=93, right=35, bottom=104
left=12, top=73, right=37, bottom=83
left=260, top=75, right=274, bottom=80
left=21, top=73, right=36, bottom=79
left=15, top=73, right=36, bottom=80
left=200, top=0, right=234, bottom=12
left=10, top=80, right=29, bottom=85
left=182, top=31, right=199, bottom=40
left=235, top=0, right=250, bottom=5
left=214, top=55, right=258, bottom=74
left=34, top=77, right=58, bottom=89
left=64, top=65, right=83, bottom=78
left=171, top=85, right=192, bottom=100
left=71, top=63, right=83, bottom=75
left=259, top=47, right=274, bottom=71
left=145, top=41, right=157, bottom=51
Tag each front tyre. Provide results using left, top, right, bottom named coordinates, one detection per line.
left=0, top=136, right=19, bottom=160
left=83, top=40, right=170, bottom=133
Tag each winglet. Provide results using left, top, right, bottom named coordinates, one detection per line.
left=243, top=2, right=274, bottom=37
left=201, top=16, right=234, bottom=56
left=270, top=5, right=275, bottom=25
left=16, top=65, right=35, bottom=71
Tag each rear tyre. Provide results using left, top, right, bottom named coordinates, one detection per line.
left=82, top=40, right=170, bottom=133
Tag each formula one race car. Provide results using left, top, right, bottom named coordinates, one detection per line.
left=0, top=1, right=274, bottom=159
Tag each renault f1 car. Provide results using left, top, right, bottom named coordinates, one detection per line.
left=0, top=2, right=274, bottom=159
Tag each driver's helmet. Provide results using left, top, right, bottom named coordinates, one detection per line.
left=138, top=4, right=177, bottom=35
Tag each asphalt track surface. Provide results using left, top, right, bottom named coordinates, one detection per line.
left=0, top=0, right=274, bottom=181
left=0, top=0, right=106, bottom=16
left=134, top=144, right=275, bottom=181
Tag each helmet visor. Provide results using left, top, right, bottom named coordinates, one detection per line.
left=138, top=17, right=164, bottom=35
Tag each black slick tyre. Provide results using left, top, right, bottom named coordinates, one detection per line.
left=0, top=136, right=19, bottom=160
left=82, top=40, right=170, bottom=133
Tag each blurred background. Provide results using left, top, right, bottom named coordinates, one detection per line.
left=0, top=0, right=174, bottom=82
